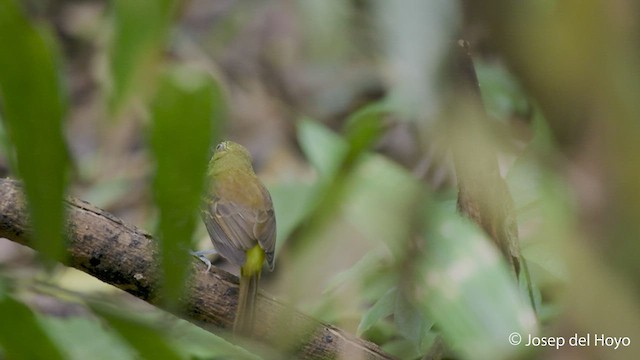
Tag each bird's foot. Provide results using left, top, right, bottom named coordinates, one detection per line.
left=190, top=249, right=217, bottom=273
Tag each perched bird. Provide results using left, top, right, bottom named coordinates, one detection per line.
left=200, top=141, right=276, bottom=336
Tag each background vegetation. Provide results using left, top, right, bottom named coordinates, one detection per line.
left=1, top=0, right=639, bottom=359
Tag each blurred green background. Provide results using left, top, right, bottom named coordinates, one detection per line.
left=1, top=0, right=639, bottom=359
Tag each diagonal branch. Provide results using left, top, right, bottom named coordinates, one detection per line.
left=447, top=40, right=522, bottom=278
left=0, top=178, right=396, bottom=360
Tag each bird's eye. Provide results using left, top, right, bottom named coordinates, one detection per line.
left=216, top=142, right=226, bottom=152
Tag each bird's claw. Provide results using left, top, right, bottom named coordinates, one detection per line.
left=190, top=249, right=216, bottom=273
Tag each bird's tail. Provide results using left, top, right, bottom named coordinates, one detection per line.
left=234, top=272, right=259, bottom=336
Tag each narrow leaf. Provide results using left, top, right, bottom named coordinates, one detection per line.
left=0, top=0, right=69, bottom=262
left=91, top=304, right=183, bottom=360
left=40, top=316, right=136, bottom=360
left=418, top=207, right=538, bottom=360
left=357, top=287, right=396, bottom=336
left=109, top=0, right=177, bottom=111
left=297, top=117, right=347, bottom=179
left=150, top=65, right=223, bottom=305
left=343, top=101, right=389, bottom=161
left=0, top=295, right=66, bottom=360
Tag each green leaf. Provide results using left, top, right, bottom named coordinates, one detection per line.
left=297, top=117, right=347, bottom=179
left=90, top=303, right=262, bottom=360
left=0, top=113, right=14, bottom=170
left=417, top=207, right=538, bottom=360
left=505, top=150, right=543, bottom=212
left=0, top=295, right=66, bottom=360
left=394, top=291, right=433, bottom=349
left=91, top=304, right=184, bottom=360
left=357, top=287, right=396, bottom=336
left=0, top=0, right=69, bottom=262
left=343, top=101, right=389, bottom=162
left=40, top=316, right=136, bottom=360
left=324, top=249, right=387, bottom=296
left=344, top=155, right=422, bottom=253
left=506, top=112, right=568, bottom=288
left=505, top=112, right=556, bottom=213
left=475, top=59, right=530, bottom=121
left=298, top=118, right=423, bottom=253
left=381, top=338, right=423, bottom=360
left=109, top=0, right=178, bottom=111
left=150, top=65, right=223, bottom=304
left=169, top=318, right=263, bottom=360
left=298, top=102, right=389, bottom=179
left=268, top=182, right=317, bottom=253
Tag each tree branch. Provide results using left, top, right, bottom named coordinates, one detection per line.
left=0, top=178, right=396, bottom=360
left=447, top=40, right=522, bottom=278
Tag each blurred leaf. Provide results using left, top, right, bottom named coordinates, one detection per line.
left=0, top=295, right=65, bottom=360
left=0, top=0, right=69, bottom=262
left=169, top=317, right=263, bottom=360
left=150, top=65, right=222, bottom=304
left=344, top=156, right=422, bottom=253
left=506, top=113, right=568, bottom=286
left=297, top=117, right=347, bottom=179
left=505, top=150, right=543, bottom=212
left=301, top=101, right=391, bottom=179
left=0, top=113, right=14, bottom=170
left=299, top=116, right=441, bottom=354
left=299, top=117, right=433, bottom=347
left=528, top=111, right=555, bottom=153
left=381, top=338, right=424, bottom=360
left=293, top=117, right=361, bottom=252
left=359, top=261, right=398, bottom=305
left=109, top=0, right=178, bottom=111
left=394, top=291, right=433, bottom=350
left=343, top=101, right=389, bottom=162
left=324, top=249, right=387, bottom=296
left=295, top=103, right=390, bottom=252
left=90, top=302, right=262, bottom=360
left=357, top=287, right=395, bottom=336
left=91, top=304, right=183, bottom=360
left=475, top=59, right=530, bottom=121
left=268, top=182, right=317, bottom=253
left=506, top=111, right=556, bottom=212
left=298, top=117, right=422, bottom=253
left=522, top=238, right=567, bottom=285
left=383, top=332, right=439, bottom=359
left=41, top=316, right=136, bottom=360
left=418, top=206, right=538, bottom=360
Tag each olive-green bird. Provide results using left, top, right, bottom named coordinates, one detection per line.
left=200, top=141, right=276, bottom=336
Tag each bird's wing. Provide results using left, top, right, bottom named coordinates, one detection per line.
left=254, top=186, right=276, bottom=270
left=202, top=194, right=276, bottom=268
left=201, top=196, right=251, bottom=266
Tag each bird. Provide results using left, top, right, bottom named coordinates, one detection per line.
left=199, top=140, right=276, bottom=336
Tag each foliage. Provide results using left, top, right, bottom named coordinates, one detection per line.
left=0, top=0, right=69, bottom=264
left=0, top=291, right=65, bottom=360
left=1, top=0, right=639, bottom=360
left=150, top=66, right=223, bottom=305
left=109, top=0, right=178, bottom=112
